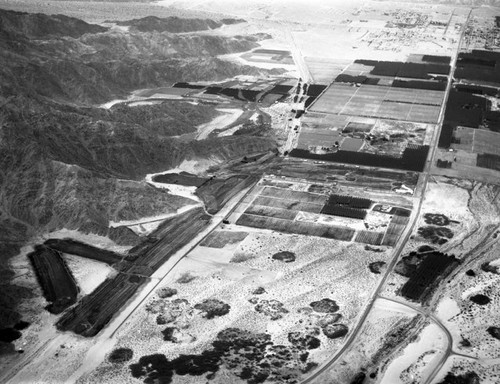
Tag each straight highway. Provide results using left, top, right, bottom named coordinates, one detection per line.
left=300, top=9, right=472, bottom=384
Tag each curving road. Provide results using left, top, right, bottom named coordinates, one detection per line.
left=378, top=297, right=477, bottom=384
left=300, top=9, right=472, bottom=384
left=4, top=181, right=261, bottom=384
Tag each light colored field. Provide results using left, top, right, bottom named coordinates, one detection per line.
left=340, top=137, right=364, bottom=151
left=135, top=87, right=191, bottom=97
left=63, top=255, right=115, bottom=296
left=304, top=57, right=350, bottom=83
left=309, top=83, right=358, bottom=114
left=296, top=130, right=343, bottom=149
left=309, top=83, right=442, bottom=123
left=432, top=148, right=500, bottom=185
left=473, top=130, right=500, bottom=155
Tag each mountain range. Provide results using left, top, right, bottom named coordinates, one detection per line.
left=0, top=8, right=278, bottom=332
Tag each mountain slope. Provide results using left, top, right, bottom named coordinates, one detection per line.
left=0, top=8, right=279, bottom=335
left=113, top=15, right=244, bottom=33
left=0, top=9, right=108, bottom=39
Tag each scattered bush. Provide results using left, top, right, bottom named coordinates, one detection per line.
left=288, top=331, right=321, bottom=350
left=176, top=272, right=196, bottom=284
left=369, top=261, right=386, bottom=274
left=272, top=251, right=296, bottom=263
left=109, top=347, right=134, bottom=364
left=158, top=287, right=178, bottom=298
left=470, top=294, right=490, bottom=305
left=481, top=262, right=499, bottom=274
left=194, top=299, right=230, bottom=319
left=230, top=252, right=256, bottom=263
left=309, top=298, right=339, bottom=313
left=254, top=299, right=289, bottom=320
left=322, top=324, right=348, bottom=339
left=252, top=287, right=266, bottom=295
left=487, top=326, right=500, bottom=340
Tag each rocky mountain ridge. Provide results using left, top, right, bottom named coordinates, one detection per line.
left=112, top=15, right=245, bottom=33
left=0, top=8, right=278, bottom=331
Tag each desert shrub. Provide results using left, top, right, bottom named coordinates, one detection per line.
left=230, top=252, right=256, bottom=263
left=158, top=287, right=177, bottom=298
left=176, top=272, right=196, bottom=284
left=109, top=347, right=133, bottom=363
left=194, top=299, right=230, bottom=319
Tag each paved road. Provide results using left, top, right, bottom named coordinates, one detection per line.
left=4, top=181, right=261, bottom=384
left=300, top=10, right=472, bottom=384
left=378, top=296, right=476, bottom=384
left=281, top=21, right=313, bottom=83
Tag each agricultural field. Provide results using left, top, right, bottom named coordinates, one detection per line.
left=5, top=1, right=500, bottom=384
left=298, top=115, right=432, bottom=158
left=289, top=145, right=429, bottom=172
left=27, top=245, right=79, bottom=314
left=266, top=158, right=419, bottom=193
left=304, top=57, right=350, bottom=84
left=290, top=55, right=447, bottom=171
left=308, top=80, right=443, bottom=124
left=20, top=208, right=213, bottom=339
left=434, top=48, right=500, bottom=183
left=228, top=178, right=413, bottom=248
left=44, top=239, right=125, bottom=265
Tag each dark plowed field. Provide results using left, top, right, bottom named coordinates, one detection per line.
left=53, top=208, right=212, bottom=337
left=128, top=207, right=212, bottom=272
left=28, top=245, right=79, bottom=314
left=56, top=272, right=148, bottom=337
left=355, top=231, right=384, bottom=246
left=252, top=195, right=324, bottom=213
left=245, top=204, right=299, bottom=220
left=197, top=175, right=259, bottom=214
left=236, top=213, right=355, bottom=241
left=44, top=239, right=124, bottom=265
left=399, top=252, right=459, bottom=303
left=290, top=145, right=429, bottom=172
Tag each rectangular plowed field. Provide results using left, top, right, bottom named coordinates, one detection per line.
left=245, top=204, right=299, bottom=220
left=308, top=82, right=443, bottom=123
left=252, top=196, right=324, bottom=213
left=200, top=231, right=249, bottom=249
left=400, top=253, right=459, bottom=302
left=56, top=272, right=148, bottom=337
left=28, top=246, right=79, bottom=314
left=128, top=208, right=212, bottom=272
left=341, top=98, right=381, bottom=116
left=355, top=230, right=384, bottom=245
left=309, top=83, right=357, bottom=114
left=326, top=194, right=372, bottom=209
left=472, top=129, right=500, bottom=155
left=259, top=187, right=327, bottom=204
left=377, top=102, right=412, bottom=121
left=407, top=104, right=441, bottom=123
left=391, top=215, right=411, bottom=225
left=381, top=222, right=406, bottom=246
left=236, top=214, right=355, bottom=241
left=384, top=88, right=416, bottom=103
left=44, top=239, right=123, bottom=265
left=320, top=205, right=367, bottom=220
left=296, top=130, right=343, bottom=149
left=477, top=153, right=500, bottom=171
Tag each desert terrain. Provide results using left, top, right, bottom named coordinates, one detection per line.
left=1, top=1, right=500, bottom=384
